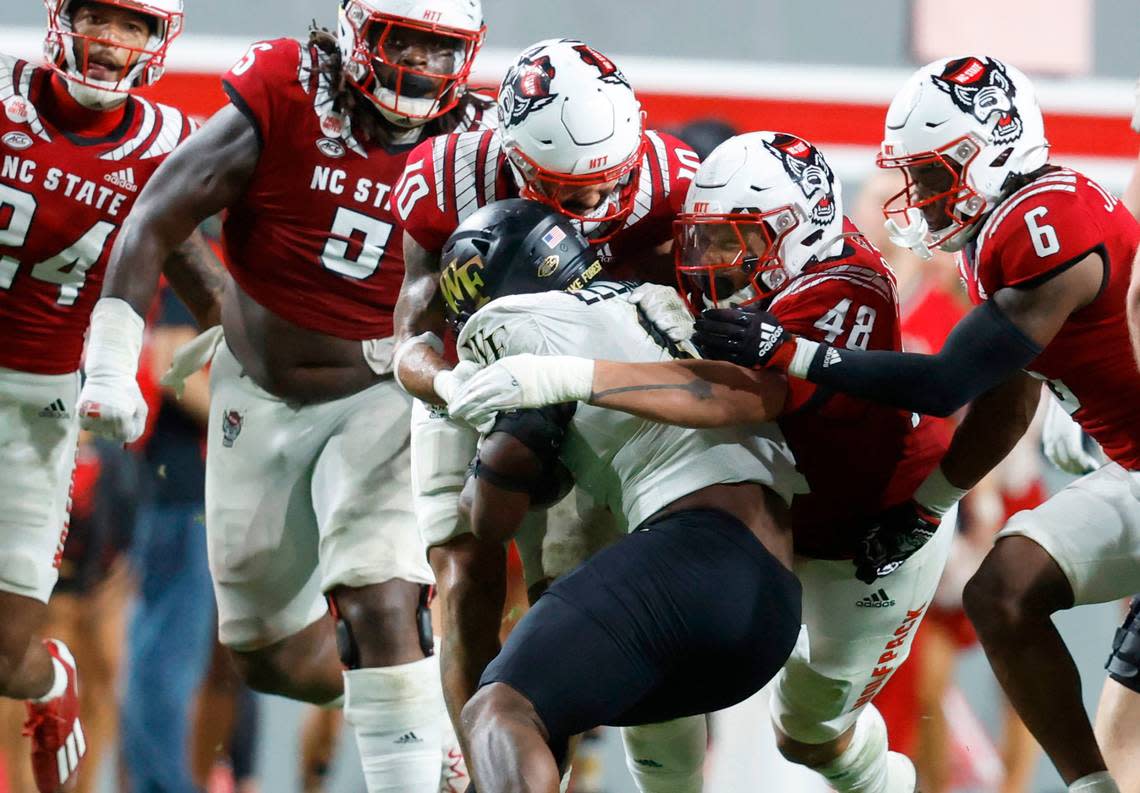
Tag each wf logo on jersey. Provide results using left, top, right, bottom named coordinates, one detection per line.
left=762, top=133, right=836, bottom=226
left=221, top=409, right=244, bottom=448
left=931, top=56, right=1023, bottom=146
left=500, top=54, right=558, bottom=125
left=572, top=43, right=630, bottom=87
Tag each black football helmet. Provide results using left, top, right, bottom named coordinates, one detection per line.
left=439, top=198, right=604, bottom=329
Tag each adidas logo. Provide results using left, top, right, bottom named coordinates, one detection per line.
left=104, top=166, right=137, bottom=192
left=823, top=348, right=842, bottom=367
left=755, top=322, right=783, bottom=357
left=394, top=731, right=422, bottom=745
left=39, top=398, right=70, bottom=419
left=856, top=588, right=896, bottom=608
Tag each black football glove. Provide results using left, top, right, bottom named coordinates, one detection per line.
left=854, top=501, right=941, bottom=585
left=693, top=307, right=798, bottom=371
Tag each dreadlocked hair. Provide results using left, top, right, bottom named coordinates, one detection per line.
left=308, top=24, right=492, bottom=147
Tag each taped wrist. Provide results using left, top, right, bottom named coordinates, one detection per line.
left=393, top=332, right=444, bottom=393
left=805, top=300, right=1041, bottom=417
left=912, top=466, right=968, bottom=516
left=85, top=298, right=144, bottom=381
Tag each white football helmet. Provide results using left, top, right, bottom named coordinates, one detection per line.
left=675, top=131, right=845, bottom=309
left=497, top=39, right=645, bottom=242
left=338, top=0, right=484, bottom=126
left=877, top=55, right=1049, bottom=255
left=44, top=0, right=183, bottom=109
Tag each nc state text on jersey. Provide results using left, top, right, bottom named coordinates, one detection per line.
left=2, top=155, right=130, bottom=217
left=310, top=165, right=394, bottom=210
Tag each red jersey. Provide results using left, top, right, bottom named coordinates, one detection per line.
left=221, top=39, right=491, bottom=340
left=395, top=127, right=699, bottom=281
left=959, top=167, right=1140, bottom=470
left=770, top=223, right=947, bottom=557
left=0, top=55, right=194, bottom=374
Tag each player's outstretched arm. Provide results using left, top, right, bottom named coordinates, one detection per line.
left=589, top=359, right=788, bottom=428
left=447, top=354, right=787, bottom=430
left=102, top=104, right=258, bottom=314
left=79, top=106, right=258, bottom=443
left=695, top=252, right=1101, bottom=417
left=392, top=234, right=453, bottom=403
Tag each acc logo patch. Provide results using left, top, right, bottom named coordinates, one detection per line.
left=316, top=137, right=345, bottom=158
left=2, top=131, right=33, bottom=151
left=537, top=255, right=560, bottom=277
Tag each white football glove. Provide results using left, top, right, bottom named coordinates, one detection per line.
left=431, top=360, right=482, bottom=406
left=630, top=283, right=696, bottom=347
left=77, top=298, right=148, bottom=443
left=448, top=354, right=595, bottom=433
left=1041, top=394, right=1104, bottom=475
left=884, top=207, right=934, bottom=261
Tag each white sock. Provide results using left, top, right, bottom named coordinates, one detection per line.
left=621, top=716, right=707, bottom=793
left=814, top=706, right=890, bottom=793
left=32, top=658, right=67, bottom=703
left=1069, top=771, right=1121, bottom=793
left=344, top=655, right=445, bottom=793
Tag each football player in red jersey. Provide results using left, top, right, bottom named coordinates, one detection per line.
left=0, top=1, right=222, bottom=790
left=388, top=38, right=698, bottom=746
left=75, top=1, right=491, bottom=790
left=688, top=56, right=1140, bottom=793
left=442, top=132, right=949, bottom=793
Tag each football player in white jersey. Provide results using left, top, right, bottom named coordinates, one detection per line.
left=433, top=198, right=805, bottom=793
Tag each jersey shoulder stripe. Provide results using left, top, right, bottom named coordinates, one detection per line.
left=99, top=97, right=157, bottom=161
left=1, top=57, right=51, bottom=142
left=975, top=171, right=1079, bottom=260
left=772, top=263, right=895, bottom=308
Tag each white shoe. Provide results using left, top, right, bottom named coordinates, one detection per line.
left=885, top=751, right=917, bottom=793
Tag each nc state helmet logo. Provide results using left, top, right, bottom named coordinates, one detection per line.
left=931, top=56, right=1023, bottom=145
left=762, top=133, right=836, bottom=226
left=572, top=43, right=630, bottom=87
left=500, top=53, right=558, bottom=126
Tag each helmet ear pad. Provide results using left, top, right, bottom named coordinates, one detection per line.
left=438, top=199, right=603, bottom=328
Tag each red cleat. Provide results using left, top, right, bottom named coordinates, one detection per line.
left=23, top=640, right=85, bottom=792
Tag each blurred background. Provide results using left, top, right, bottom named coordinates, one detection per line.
left=0, top=1, right=1135, bottom=791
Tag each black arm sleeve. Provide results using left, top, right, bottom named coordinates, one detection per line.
left=804, top=300, right=1042, bottom=417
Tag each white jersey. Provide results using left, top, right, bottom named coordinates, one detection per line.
left=456, top=281, right=805, bottom=529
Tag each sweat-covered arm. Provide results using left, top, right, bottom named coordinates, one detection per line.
left=392, top=233, right=452, bottom=403
left=102, top=103, right=258, bottom=317
left=79, top=105, right=258, bottom=443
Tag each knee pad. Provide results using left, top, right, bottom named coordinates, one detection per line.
left=621, top=717, right=707, bottom=793
left=1107, top=597, right=1140, bottom=693
left=329, top=585, right=435, bottom=670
